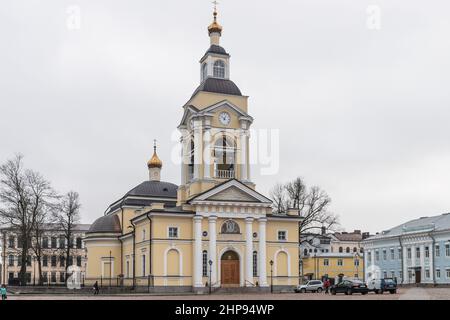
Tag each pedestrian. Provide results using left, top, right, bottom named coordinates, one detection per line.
left=93, top=281, right=99, bottom=295
left=1, top=284, right=7, bottom=300
left=324, top=279, right=331, bottom=294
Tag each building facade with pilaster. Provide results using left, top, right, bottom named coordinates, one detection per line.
left=362, top=213, right=450, bottom=285
left=84, top=7, right=301, bottom=292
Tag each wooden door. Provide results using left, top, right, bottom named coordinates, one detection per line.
left=415, top=270, right=421, bottom=284
left=221, top=260, right=239, bottom=286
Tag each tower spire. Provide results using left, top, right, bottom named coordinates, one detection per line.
left=208, top=1, right=222, bottom=45
left=147, top=139, right=162, bottom=181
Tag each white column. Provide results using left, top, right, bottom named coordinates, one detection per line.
left=203, top=129, right=211, bottom=179
left=420, top=244, right=425, bottom=283
left=193, top=216, right=203, bottom=287
left=240, top=130, right=248, bottom=181
left=429, top=243, right=434, bottom=283
left=403, top=246, right=408, bottom=284
left=208, top=216, right=217, bottom=286
left=245, top=218, right=254, bottom=286
left=193, top=120, right=203, bottom=180
left=258, top=218, right=268, bottom=286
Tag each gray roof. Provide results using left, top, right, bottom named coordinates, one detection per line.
left=0, top=223, right=91, bottom=232
left=204, top=45, right=229, bottom=57
left=87, top=214, right=121, bottom=234
left=366, top=213, right=450, bottom=241
left=191, top=78, right=242, bottom=98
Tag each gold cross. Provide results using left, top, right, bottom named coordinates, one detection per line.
left=153, top=139, right=157, bottom=151
left=212, top=0, right=219, bottom=11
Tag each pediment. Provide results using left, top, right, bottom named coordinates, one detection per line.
left=189, top=179, right=272, bottom=204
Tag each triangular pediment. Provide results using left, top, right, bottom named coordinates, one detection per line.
left=189, top=179, right=272, bottom=204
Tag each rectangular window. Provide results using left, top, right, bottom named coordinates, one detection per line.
left=391, top=271, right=395, bottom=279
left=202, top=251, right=208, bottom=277
left=354, top=259, right=360, bottom=266
left=323, top=259, right=329, bottom=266
left=68, top=256, right=73, bottom=266
left=60, top=256, right=65, bottom=267
left=367, top=252, right=372, bottom=262
left=398, top=248, right=402, bottom=259
left=425, top=269, right=430, bottom=279
left=51, top=256, right=57, bottom=267
left=8, top=236, right=15, bottom=248
left=42, top=237, right=49, bottom=249
left=337, top=259, right=343, bottom=266
left=383, top=271, right=387, bottom=279
left=43, top=255, right=48, bottom=267
left=59, top=236, right=65, bottom=249
left=26, top=255, right=31, bottom=266
left=436, top=269, right=441, bottom=278
left=168, top=227, right=179, bottom=239
left=76, top=256, right=82, bottom=267
left=383, top=250, right=387, bottom=260
left=416, top=247, right=420, bottom=259
left=425, top=246, right=429, bottom=258
left=278, top=231, right=287, bottom=241
left=51, top=272, right=56, bottom=283
left=253, top=251, right=258, bottom=277
left=43, top=272, right=48, bottom=282
left=76, top=237, right=82, bottom=249
left=446, top=244, right=450, bottom=257
left=390, top=249, right=395, bottom=260
left=26, top=272, right=31, bottom=283
left=51, top=237, right=57, bottom=249
left=407, top=248, right=412, bottom=259
left=446, top=269, right=450, bottom=279
left=375, top=251, right=379, bottom=261
left=142, top=255, right=146, bottom=276
left=8, top=255, right=14, bottom=267
left=436, top=245, right=440, bottom=257
left=60, top=272, right=65, bottom=283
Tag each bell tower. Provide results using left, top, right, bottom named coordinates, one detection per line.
left=177, top=5, right=254, bottom=205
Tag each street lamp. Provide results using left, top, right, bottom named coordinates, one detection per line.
left=269, top=260, right=274, bottom=294
left=354, top=252, right=360, bottom=279
left=208, top=260, right=213, bottom=295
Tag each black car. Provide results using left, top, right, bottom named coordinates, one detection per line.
left=330, top=279, right=369, bottom=295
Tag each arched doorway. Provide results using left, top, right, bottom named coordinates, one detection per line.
left=221, top=250, right=240, bottom=286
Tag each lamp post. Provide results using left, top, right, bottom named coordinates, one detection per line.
left=269, top=260, right=274, bottom=294
left=208, top=260, right=213, bottom=295
left=354, top=252, right=360, bottom=279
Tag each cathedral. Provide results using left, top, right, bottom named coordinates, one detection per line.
left=85, top=8, right=300, bottom=293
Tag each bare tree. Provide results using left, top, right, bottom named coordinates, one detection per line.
left=0, top=155, right=57, bottom=285
left=270, top=177, right=340, bottom=242
left=54, top=191, right=81, bottom=281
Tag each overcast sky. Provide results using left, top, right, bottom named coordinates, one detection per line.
left=1, top=0, right=449, bottom=233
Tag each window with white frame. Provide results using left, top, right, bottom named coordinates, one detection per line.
left=416, top=247, right=420, bottom=258
left=407, top=248, right=412, bottom=259
left=425, top=269, right=430, bottom=279
left=446, top=244, right=450, bottom=257
left=383, top=271, right=387, bottom=279
left=278, top=230, right=287, bottom=241
left=213, top=60, right=225, bottom=78
left=367, top=251, right=372, bottom=262
left=168, top=227, right=179, bottom=239
left=398, top=248, right=402, bottom=259
left=390, top=248, right=395, bottom=260
left=202, top=250, right=208, bottom=277
left=253, top=251, right=258, bottom=277
left=323, top=259, right=329, bottom=266
left=391, top=271, right=395, bottom=279
left=446, top=269, right=450, bottom=279
left=375, top=250, right=379, bottom=261
left=337, top=259, right=343, bottom=266
left=201, top=63, right=208, bottom=81
left=436, top=245, right=440, bottom=257
left=425, top=246, right=429, bottom=258
left=354, top=259, right=360, bottom=266
left=383, top=250, right=387, bottom=260
left=436, top=269, right=441, bottom=278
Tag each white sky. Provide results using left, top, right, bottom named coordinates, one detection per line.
left=1, top=0, right=449, bottom=234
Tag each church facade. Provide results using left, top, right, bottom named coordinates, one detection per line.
left=85, top=9, right=301, bottom=292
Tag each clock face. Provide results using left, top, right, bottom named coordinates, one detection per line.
left=219, top=112, right=231, bottom=126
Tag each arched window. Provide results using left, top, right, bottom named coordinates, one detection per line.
left=303, top=249, right=308, bottom=256
left=346, top=247, right=350, bottom=253
left=253, top=251, right=258, bottom=277
left=221, top=220, right=240, bottom=234
left=202, top=63, right=208, bottom=81
left=353, top=247, right=357, bottom=253
left=188, top=138, right=195, bottom=181
left=213, top=60, right=225, bottom=78
left=214, top=135, right=236, bottom=178
left=339, top=247, right=343, bottom=253
left=202, top=250, right=208, bottom=277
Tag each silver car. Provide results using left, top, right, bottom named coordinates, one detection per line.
left=295, top=280, right=324, bottom=293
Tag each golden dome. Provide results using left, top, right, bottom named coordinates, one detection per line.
left=208, top=9, right=222, bottom=35
left=147, top=143, right=162, bottom=169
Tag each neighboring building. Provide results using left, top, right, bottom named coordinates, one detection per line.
left=330, top=230, right=370, bottom=254
left=300, top=230, right=364, bottom=283
left=1, top=224, right=90, bottom=285
left=85, top=8, right=301, bottom=292
left=363, top=213, right=450, bottom=285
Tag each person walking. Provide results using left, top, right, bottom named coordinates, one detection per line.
left=324, top=279, right=331, bottom=294
left=93, top=281, right=99, bottom=295
left=1, top=285, right=7, bottom=300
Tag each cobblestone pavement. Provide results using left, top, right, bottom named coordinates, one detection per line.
left=5, top=287, right=450, bottom=300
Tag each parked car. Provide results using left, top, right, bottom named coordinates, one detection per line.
left=367, top=278, right=397, bottom=294
left=295, top=280, right=324, bottom=293
left=330, top=279, right=369, bottom=295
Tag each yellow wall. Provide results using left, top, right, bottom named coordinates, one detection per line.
left=302, top=256, right=364, bottom=281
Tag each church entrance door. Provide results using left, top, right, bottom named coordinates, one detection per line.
left=221, top=251, right=240, bottom=287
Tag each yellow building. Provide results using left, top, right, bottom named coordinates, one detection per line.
left=302, top=254, right=364, bottom=284
left=85, top=8, right=301, bottom=293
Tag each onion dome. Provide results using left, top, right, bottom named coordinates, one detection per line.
left=147, top=142, right=162, bottom=169
left=208, top=7, right=222, bottom=35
